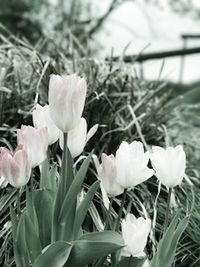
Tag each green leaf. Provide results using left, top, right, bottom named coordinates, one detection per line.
left=33, top=241, right=73, bottom=267
left=51, top=144, right=74, bottom=242
left=115, top=257, right=146, bottom=267
left=24, top=212, right=42, bottom=264
left=65, top=231, right=124, bottom=267
left=40, top=159, right=50, bottom=189
left=59, top=153, right=92, bottom=223
left=26, top=187, right=39, bottom=236
left=10, top=205, right=18, bottom=238
left=34, top=189, right=55, bottom=248
left=15, top=213, right=30, bottom=267
left=150, top=211, right=189, bottom=267
left=73, top=181, right=100, bottom=238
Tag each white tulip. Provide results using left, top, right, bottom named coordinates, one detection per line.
left=150, top=145, right=186, bottom=188
left=32, top=104, right=60, bottom=145
left=17, top=125, right=48, bottom=168
left=121, top=213, right=151, bottom=257
left=116, top=141, right=154, bottom=189
left=49, top=74, right=87, bottom=132
left=59, top=117, right=98, bottom=158
left=97, top=153, right=124, bottom=197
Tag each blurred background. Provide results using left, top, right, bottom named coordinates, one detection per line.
left=1, top=0, right=200, bottom=82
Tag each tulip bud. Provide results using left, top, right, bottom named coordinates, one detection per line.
left=32, top=104, right=60, bottom=145
left=116, top=141, right=154, bottom=189
left=59, top=117, right=98, bottom=158
left=0, top=145, right=31, bottom=188
left=49, top=74, right=87, bottom=132
left=121, top=213, right=151, bottom=257
left=97, top=153, right=124, bottom=197
left=150, top=145, right=186, bottom=188
left=17, top=125, right=48, bottom=168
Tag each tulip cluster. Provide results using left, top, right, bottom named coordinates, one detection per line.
left=0, top=73, right=98, bottom=188
left=1, top=71, right=188, bottom=267
left=96, top=140, right=186, bottom=258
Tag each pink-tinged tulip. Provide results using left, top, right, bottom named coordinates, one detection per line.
left=121, top=214, right=151, bottom=257
left=17, top=125, right=48, bottom=168
left=150, top=145, right=186, bottom=188
left=32, top=104, right=60, bottom=145
left=0, top=145, right=31, bottom=188
left=97, top=153, right=124, bottom=197
left=116, top=141, right=154, bottom=189
left=49, top=74, right=87, bottom=132
left=59, top=117, right=98, bottom=158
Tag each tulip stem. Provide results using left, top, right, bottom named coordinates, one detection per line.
left=105, top=197, right=113, bottom=230
left=16, top=189, right=20, bottom=215
left=115, top=189, right=127, bottom=232
left=163, top=187, right=172, bottom=232
left=61, top=133, right=68, bottom=195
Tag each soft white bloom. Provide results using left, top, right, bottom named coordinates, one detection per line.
left=150, top=145, right=186, bottom=188
left=17, top=125, right=48, bottom=168
left=121, top=214, right=151, bottom=257
left=49, top=73, right=87, bottom=132
left=0, top=145, right=31, bottom=188
left=59, top=117, right=98, bottom=158
left=116, top=141, right=154, bottom=189
left=32, top=104, right=60, bottom=145
left=97, top=153, right=124, bottom=197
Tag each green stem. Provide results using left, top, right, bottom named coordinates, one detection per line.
left=115, top=189, right=127, bottom=232
left=105, top=197, right=113, bottom=230
left=61, top=132, right=68, bottom=196
left=16, top=189, right=20, bottom=216
left=163, top=187, right=172, bottom=232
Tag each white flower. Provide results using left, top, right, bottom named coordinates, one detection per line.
left=59, top=117, right=98, bottom=158
left=121, top=213, right=151, bottom=257
left=17, top=125, right=48, bottom=168
left=116, top=141, right=154, bottom=189
left=150, top=145, right=186, bottom=188
left=49, top=74, right=87, bottom=132
left=97, top=153, right=124, bottom=197
left=32, top=104, right=60, bottom=145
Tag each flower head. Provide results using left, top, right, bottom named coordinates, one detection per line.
left=121, top=213, right=151, bottom=257
left=0, top=145, right=31, bottom=188
left=17, top=125, right=48, bottom=168
left=150, top=145, right=186, bottom=188
left=49, top=74, right=87, bottom=132
left=59, top=117, right=98, bottom=158
left=97, top=153, right=124, bottom=197
left=116, top=141, right=154, bottom=189
left=32, top=104, right=60, bottom=145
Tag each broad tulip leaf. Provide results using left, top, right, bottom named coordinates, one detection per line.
left=59, top=153, right=92, bottom=223
left=115, top=257, right=146, bottom=267
left=34, top=189, right=54, bottom=248
left=15, top=214, right=30, bottom=267
left=26, top=187, right=39, bottom=236
left=150, top=211, right=189, bottom=267
left=40, top=159, right=50, bottom=189
left=10, top=206, right=18, bottom=238
left=73, top=181, right=100, bottom=238
left=24, top=212, right=42, bottom=264
left=65, top=231, right=124, bottom=267
left=51, top=146, right=74, bottom=242
left=33, top=241, right=72, bottom=267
